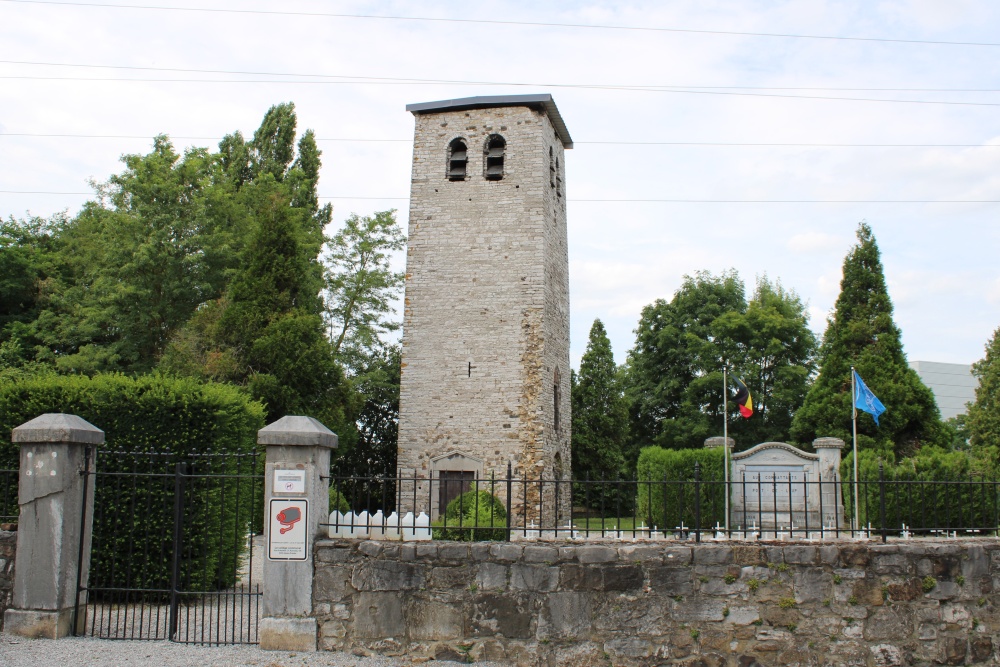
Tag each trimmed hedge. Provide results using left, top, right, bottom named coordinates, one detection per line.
left=0, top=373, right=265, bottom=594
left=842, top=447, right=1000, bottom=533
left=635, top=446, right=725, bottom=532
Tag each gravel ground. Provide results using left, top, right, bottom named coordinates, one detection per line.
left=0, top=632, right=498, bottom=667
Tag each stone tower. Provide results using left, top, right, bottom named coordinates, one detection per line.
left=397, top=94, right=572, bottom=519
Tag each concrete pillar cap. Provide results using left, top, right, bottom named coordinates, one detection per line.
left=704, top=436, right=735, bottom=449
left=12, top=413, right=104, bottom=445
left=813, top=437, right=846, bottom=449
left=258, top=416, right=338, bottom=448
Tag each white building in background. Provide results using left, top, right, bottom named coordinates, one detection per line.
left=909, top=361, right=978, bottom=421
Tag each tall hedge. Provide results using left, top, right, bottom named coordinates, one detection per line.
left=635, top=446, right=725, bottom=531
left=842, top=448, right=1000, bottom=534
left=0, top=373, right=265, bottom=594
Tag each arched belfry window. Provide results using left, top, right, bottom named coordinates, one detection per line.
left=448, top=138, right=468, bottom=181
left=549, top=147, right=555, bottom=188
left=484, top=135, right=506, bottom=180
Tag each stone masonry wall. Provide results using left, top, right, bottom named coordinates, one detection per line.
left=397, top=101, right=571, bottom=520
left=314, top=538, right=1000, bottom=667
left=0, top=530, right=15, bottom=629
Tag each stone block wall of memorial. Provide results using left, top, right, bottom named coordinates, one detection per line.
left=314, top=538, right=1000, bottom=666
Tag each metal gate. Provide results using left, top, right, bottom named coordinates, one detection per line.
left=74, top=449, right=264, bottom=644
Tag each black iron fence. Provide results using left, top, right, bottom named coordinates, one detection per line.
left=75, top=449, right=263, bottom=644
left=0, top=468, right=16, bottom=523
left=323, top=462, right=1000, bottom=543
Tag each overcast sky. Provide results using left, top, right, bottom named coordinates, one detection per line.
left=2, top=0, right=999, bottom=370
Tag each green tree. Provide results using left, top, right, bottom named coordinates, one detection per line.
left=572, top=319, right=628, bottom=503
left=25, top=137, right=243, bottom=374
left=966, top=326, right=1000, bottom=457
left=624, top=271, right=747, bottom=454
left=0, top=215, right=67, bottom=369
left=324, top=210, right=405, bottom=371
left=790, top=223, right=942, bottom=459
left=714, top=277, right=817, bottom=446
left=625, top=271, right=816, bottom=455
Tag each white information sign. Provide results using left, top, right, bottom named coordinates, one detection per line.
left=273, top=469, right=306, bottom=494
left=268, top=498, right=308, bottom=561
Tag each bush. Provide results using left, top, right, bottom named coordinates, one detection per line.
left=635, top=446, right=725, bottom=531
left=434, top=490, right=507, bottom=541
left=329, top=486, right=350, bottom=513
left=842, top=447, right=1000, bottom=533
left=0, top=373, right=265, bottom=594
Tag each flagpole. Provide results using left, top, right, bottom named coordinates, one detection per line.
left=723, top=366, right=729, bottom=533
left=851, top=366, right=859, bottom=535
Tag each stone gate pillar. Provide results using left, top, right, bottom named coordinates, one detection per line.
left=258, top=416, right=336, bottom=652
left=4, top=413, right=102, bottom=638
left=813, top=437, right=846, bottom=528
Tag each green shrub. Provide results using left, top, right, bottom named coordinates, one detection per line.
left=0, top=373, right=265, bottom=594
left=635, top=446, right=725, bottom=531
left=434, top=490, right=507, bottom=541
left=329, top=487, right=350, bottom=513
left=842, top=447, right=1000, bottom=533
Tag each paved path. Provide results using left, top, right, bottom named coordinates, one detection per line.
left=0, top=633, right=408, bottom=667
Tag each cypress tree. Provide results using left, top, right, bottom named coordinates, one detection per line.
left=572, top=319, right=628, bottom=504
left=790, top=222, right=941, bottom=459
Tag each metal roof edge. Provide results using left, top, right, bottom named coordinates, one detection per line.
left=406, top=94, right=573, bottom=148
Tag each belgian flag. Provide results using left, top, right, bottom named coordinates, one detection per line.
left=733, top=378, right=753, bottom=418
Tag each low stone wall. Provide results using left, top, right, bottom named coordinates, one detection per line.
left=314, top=538, right=1000, bottom=666
left=0, top=530, right=16, bottom=629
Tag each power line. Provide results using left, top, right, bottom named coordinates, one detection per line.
left=2, top=133, right=999, bottom=148
left=5, top=60, right=1000, bottom=93
left=2, top=0, right=998, bottom=48
left=3, top=191, right=998, bottom=203
left=3, top=75, right=999, bottom=108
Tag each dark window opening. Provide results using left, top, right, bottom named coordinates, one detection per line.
left=554, top=367, right=561, bottom=432
left=438, top=470, right=475, bottom=514
left=556, top=156, right=562, bottom=197
left=448, top=138, right=468, bottom=181
left=485, top=135, right=506, bottom=180
left=549, top=147, right=555, bottom=188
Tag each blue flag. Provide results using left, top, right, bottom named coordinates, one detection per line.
left=853, top=370, right=886, bottom=426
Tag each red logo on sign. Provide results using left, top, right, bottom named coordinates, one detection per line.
left=276, top=506, right=301, bottom=534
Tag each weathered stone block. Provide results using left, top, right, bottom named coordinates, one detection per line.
left=793, top=568, right=831, bottom=603
left=604, top=637, right=652, bottom=659
left=471, top=593, right=532, bottom=639
left=662, top=546, right=693, bottom=565
left=477, top=562, right=508, bottom=590
left=669, top=597, right=726, bottom=622
left=408, top=599, right=465, bottom=640
left=864, top=607, right=913, bottom=641
left=490, top=544, right=523, bottom=562
left=576, top=546, right=618, bottom=564
left=545, top=592, right=592, bottom=638
left=259, top=616, right=317, bottom=652
left=693, top=545, right=732, bottom=565
left=510, top=564, right=559, bottom=592
left=648, top=567, right=694, bottom=595
left=601, top=565, right=644, bottom=591
left=971, top=636, right=993, bottom=663
left=353, top=592, right=405, bottom=638
left=522, top=545, right=558, bottom=563
left=358, top=541, right=383, bottom=558
left=429, top=565, right=473, bottom=589
left=351, top=560, right=425, bottom=591
left=314, top=565, right=353, bottom=602
left=782, top=546, right=817, bottom=565
left=438, top=544, right=470, bottom=561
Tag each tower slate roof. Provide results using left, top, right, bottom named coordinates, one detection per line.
left=406, top=94, right=573, bottom=148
